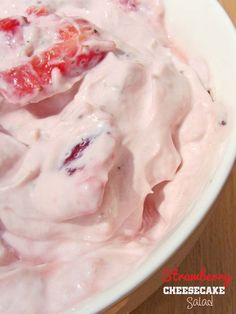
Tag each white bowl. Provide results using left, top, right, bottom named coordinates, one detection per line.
left=68, top=1, right=236, bottom=313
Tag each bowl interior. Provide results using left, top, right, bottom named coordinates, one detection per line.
left=68, top=1, right=236, bottom=313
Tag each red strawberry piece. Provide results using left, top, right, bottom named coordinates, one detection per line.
left=58, top=23, right=79, bottom=41
left=26, top=6, right=50, bottom=17
left=2, top=64, right=41, bottom=97
left=0, top=9, right=115, bottom=105
left=30, top=42, right=73, bottom=85
left=0, top=17, right=28, bottom=33
left=0, top=18, right=20, bottom=32
left=62, top=138, right=91, bottom=176
left=72, top=49, right=106, bottom=77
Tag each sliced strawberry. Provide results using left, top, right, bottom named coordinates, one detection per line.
left=2, top=64, right=41, bottom=97
left=0, top=17, right=28, bottom=33
left=62, top=138, right=91, bottom=176
left=30, top=43, right=72, bottom=85
left=26, top=6, right=50, bottom=17
left=0, top=18, right=20, bottom=32
left=73, top=49, right=107, bottom=77
left=0, top=8, right=115, bottom=105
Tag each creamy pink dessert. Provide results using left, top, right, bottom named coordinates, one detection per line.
left=0, top=0, right=227, bottom=313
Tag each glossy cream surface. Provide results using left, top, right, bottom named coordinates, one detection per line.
left=0, top=1, right=227, bottom=313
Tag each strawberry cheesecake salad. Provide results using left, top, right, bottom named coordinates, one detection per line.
left=0, top=0, right=227, bottom=313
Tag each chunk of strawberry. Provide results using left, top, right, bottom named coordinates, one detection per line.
left=26, top=6, right=50, bottom=17
left=30, top=43, right=72, bottom=85
left=58, top=23, right=79, bottom=41
left=62, top=138, right=91, bottom=176
left=0, top=17, right=28, bottom=33
left=0, top=18, right=20, bottom=32
left=0, top=8, right=115, bottom=105
left=73, top=49, right=107, bottom=77
left=2, top=64, right=41, bottom=97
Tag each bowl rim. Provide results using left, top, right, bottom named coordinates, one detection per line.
left=68, top=1, right=236, bottom=313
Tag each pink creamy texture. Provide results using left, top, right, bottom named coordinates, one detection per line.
left=0, top=0, right=227, bottom=313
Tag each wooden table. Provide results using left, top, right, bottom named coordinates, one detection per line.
left=132, top=1, right=236, bottom=313
left=220, top=0, right=236, bottom=23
